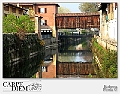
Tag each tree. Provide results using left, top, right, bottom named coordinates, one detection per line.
left=3, top=14, right=35, bottom=33
left=79, top=3, right=97, bottom=13
left=16, top=15, right=35, bottom=33
left=58, top=6, right=71, bottom=13
left=3, top=14, right=17, bottom=33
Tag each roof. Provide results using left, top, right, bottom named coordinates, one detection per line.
left=56, top=12, right=100, bottom=17
left=11, top=2, right=60, bottom=7
left=3, top=3, right=26, bottom=10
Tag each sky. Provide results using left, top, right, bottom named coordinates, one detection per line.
left=57, top=3, right=81, bottom=13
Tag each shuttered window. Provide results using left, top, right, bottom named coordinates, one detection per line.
left=38, top=8, right=47, bottom=13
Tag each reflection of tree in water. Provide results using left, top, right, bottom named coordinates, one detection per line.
left=68, top=45, right=76, bottom=50
left=82, top=52, right=93, bottom=62
left=82, top=55, right=93, bottom=62
left=58, top=55, right=75, bottom=62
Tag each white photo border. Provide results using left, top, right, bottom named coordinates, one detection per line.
left=0, top=0, right=120, bottom=94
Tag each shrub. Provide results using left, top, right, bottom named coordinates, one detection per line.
left=3, top=14, right=35, bottom=33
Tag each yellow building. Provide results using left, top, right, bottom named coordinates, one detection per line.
left=3, top=3, right=26, bottom=17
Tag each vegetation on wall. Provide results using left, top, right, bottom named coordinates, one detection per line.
left=3, top=14, right=35, bottom=33
left=91, top=38, right=117, bottom=78
left=3, top=33, right=45, bottom=78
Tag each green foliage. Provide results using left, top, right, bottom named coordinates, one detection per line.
left=63, top=30, right=71, bottom=35
left=3, top=34, right=45, bottom=77
left=3, top=14, right=35, bottom=33
left=92, top=38, right=117, bottom=78
left=3, top=14, right=17, bottom=33
left=81, top=30, right=87, bottom=34
left=79, top=3, right=97, bottom=13
left=88, top=73, right=93, bottom=78
left=58, top=6, right=71, bottom=13
left=31, top=74, right=36, bottom=78
left=82, top=41, right=87, bottom=47
left=17, top=15, right=35, bottom=33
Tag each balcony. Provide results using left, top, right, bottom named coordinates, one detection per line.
left=4, top=6, right=9, bottom=11
left=4, top=6, right=9, bottom=14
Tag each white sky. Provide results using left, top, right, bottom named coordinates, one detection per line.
left=57, top=3, right=81, bottom=13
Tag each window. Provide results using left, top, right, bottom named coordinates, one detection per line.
left=19, top=9, right=23, bottom=14
left=41, top=20, right=45, bottom=25
left=41, top=20, right=47, bottom=25
left=4, top=5, right=9, bottom=11
left=45, top=67, right=48, bottom=72
left=45, top=20, right=47, bottom=25
left=12, top=7, right=16, bottom=13
left=38, top=8, right=47, bottom=13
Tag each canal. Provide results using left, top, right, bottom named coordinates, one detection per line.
left=56, top=37, right=96, bottom=78
left=3, top=35, right=97, bottom=78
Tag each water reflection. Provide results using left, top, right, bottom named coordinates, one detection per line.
left=58, top=43, right=93, bottom=62
left=42, top=54, right=56, bottom=78
left=41, top=37, right=94, bottom=78
left=58, top=52, right=93, bottom=62
left=3, top=37, right=95, bottom=78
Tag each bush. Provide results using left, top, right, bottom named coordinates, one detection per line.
left=3, top=14, right=35, bottom=33
left=92, top=38, right=117, bottom=78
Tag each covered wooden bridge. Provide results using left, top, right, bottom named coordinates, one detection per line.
left=55, top=12, right=100, bottom=29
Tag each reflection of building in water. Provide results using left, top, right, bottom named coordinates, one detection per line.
left=42, top=54, right=56, bottom=78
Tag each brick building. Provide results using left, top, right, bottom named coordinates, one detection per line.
left=12, top=2, right=60, bottom=39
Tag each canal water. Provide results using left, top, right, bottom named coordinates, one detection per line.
left=41, top=37, right=95, bottom=78
left=4, top=37, right=96, bottom=78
